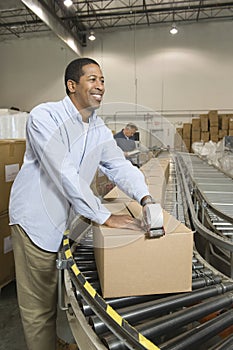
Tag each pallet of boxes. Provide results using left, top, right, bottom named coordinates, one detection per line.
left=0, top=139, right=26, bottom=288
left=175, top=111, right=233, bottom=153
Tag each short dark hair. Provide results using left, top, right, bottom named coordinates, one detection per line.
left=64, top=57, right=100, bottom=95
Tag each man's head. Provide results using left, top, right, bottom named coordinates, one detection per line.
left=123, top=123, right=138, bottom=138
left=64, top=58, right=105, bottom=120
left=64, top=57, right=100, bottom=95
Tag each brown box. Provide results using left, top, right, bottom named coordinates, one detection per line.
left=229, top=130, right=233, bottom=136
left=200, top=115, right=209, bottom=132
left=182, top=138, right=191, bottom=152
left=219, top=115, right=229, bottom=130
left=201, top=131, right=210, bottom=142
left=229, top=118, right=233, bottom=130
left=174, top=131, right=183, bottom=151
left=140, top=158, right=170, bottom=184
left=192, top=119, right=200, bottom=131
left=210, top=127, right=219, bottom=142
left=209, top=126, right=219, bottom=135
left=219, top=130, right=228, bottom=140
left=192, top=129, right=201, bottom=143
left=94, top=202, right=193, bottom=298
left=208, top=110, right=219, bottom=127
left=182, top=123, right=192, bottom=139
left=0, top=213, right=15, bottom=288
left=176, top=128, right=183, bottom=137
left=0, top=139, right=26, bottom=213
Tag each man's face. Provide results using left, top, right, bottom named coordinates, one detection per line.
left=71, top=63, right=105, bottom=112
left=124, top=128, right=136, bottom=137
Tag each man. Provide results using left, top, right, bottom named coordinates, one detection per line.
left=114, top=123, right=138, bottom=154
left=9, top=58, right=155, bottom=350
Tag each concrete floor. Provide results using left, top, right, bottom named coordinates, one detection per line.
left=0, top=280, right=76, bottom=350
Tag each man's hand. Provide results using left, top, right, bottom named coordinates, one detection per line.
left=104, top=214, right=141, bottom=231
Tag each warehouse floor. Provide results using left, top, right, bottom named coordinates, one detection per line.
left=0, top=280, right=78, bottom=350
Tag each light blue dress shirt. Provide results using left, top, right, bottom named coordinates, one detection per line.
left=9, top=96, right=150, bottom=252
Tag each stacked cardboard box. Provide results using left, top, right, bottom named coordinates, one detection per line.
left=175, top=111, right=233, bottom=152
left=192, top=118, right=201, bottom=143
left=94, top=158, right=193, bottom=298
left=0, top=139, right=26, bottom=287
left=182, top=123, right=192, bottom=152
left=174, top=127, right=183, bottom=150
left=209, top=110, right=219, bottom=143
left=229, top=116, right=233, bottom=136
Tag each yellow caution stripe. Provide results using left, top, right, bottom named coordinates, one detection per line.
left=62, top=233, right=161, bottom=350
left=139, top=334, right=160, bottom=350
left=106, top=305, right=123, bottom=326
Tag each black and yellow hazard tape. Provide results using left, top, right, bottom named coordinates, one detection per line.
left=63, top=230, right=160, bottom=350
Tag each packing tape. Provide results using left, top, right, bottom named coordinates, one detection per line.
left=145, top=203, right=163, bottom=229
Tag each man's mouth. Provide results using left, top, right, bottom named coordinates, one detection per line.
left=91, top=93, right=102, bottom=102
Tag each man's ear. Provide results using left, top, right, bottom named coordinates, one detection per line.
left=67, top=79, right=77, bottom=94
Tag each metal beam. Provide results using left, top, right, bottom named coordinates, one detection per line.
left=21, top=0, right=82, bottom=56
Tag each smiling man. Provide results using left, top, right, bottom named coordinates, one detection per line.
left=9, top=58, right=154, bottom=350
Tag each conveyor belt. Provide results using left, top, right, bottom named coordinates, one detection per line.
left=176, top=152, right=233, bottom=278
left=177, top=153, right=233, bottom=221
left=61, top=152, right=233, bottom=350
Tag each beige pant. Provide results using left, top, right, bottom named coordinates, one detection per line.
left=11, top=225, right=58, bottom=350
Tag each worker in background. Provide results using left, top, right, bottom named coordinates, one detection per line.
left=9, top=58, right=156, bottom=350
left=114, top=123, right=140, bottom=166
left=114, top=122, right=138, bottom=155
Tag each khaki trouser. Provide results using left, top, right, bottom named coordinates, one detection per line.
left=11, top=225, right=58, bottom=350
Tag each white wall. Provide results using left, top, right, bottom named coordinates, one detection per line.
left=85, top=21, right=233, bottom=113
left=0, top=21, right=233, bottom=115
left=0, top=34, right=76, bottom=111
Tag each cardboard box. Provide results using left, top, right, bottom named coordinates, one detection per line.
left=210, top=127, right=219, bottom=142
left=0, top=139, right=26, bottom=213
left=174, top=131, right=183, bottom=151
left=93, top=202, right=193, bottom=298
left=192, top=129, right=201, bottom=143
left=140, top=158, right=170, bottom=184
left=219, top=130, right=228, bottom=140
left=208, top=110, right=219, bottom=127
left=219, top=115, right=229, bottom=130
left=192, top=119, right=200, bottom=131
left=0, top=213, right=15, bottom=288
left=182, top=138, right=191, bottom=152
left=201, top=131, right=210, bottom=143
left=176, top=128, right=183, bottom=137
left=229, top=118, right=233, bottom=130
left=182, top=123, right=192, bottom=139
left=200, top=115, right=209, bottom=132
left=229, top=130, right=233, bottom=136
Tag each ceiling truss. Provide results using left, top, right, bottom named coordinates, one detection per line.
left=0, top=0, right=233, bottom=46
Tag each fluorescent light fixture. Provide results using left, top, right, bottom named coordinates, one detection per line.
left=88, top=31, right=96, bottom=41
left=64, top=0, right=73, bottom=7
left=170, top=23, right=178, bottom=35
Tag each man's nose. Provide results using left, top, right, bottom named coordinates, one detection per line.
left=96, top=80, right=104, bottom=90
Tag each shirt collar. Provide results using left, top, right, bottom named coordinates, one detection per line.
left=63, top=96, right=97, bottom=123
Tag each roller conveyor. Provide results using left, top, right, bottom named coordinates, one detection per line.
left=60, top=152, right=233, bottom=350
left=176, top=152, right=233, bottom=278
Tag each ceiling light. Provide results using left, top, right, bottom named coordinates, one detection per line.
left=170, top=23, right=178, bottom=35
left=64, top=0, right=73, bottom=7
left=88, top=31, right=96, bottom=41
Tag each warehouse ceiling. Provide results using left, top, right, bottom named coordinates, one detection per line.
left=1, top=0, right=233, bottom=48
